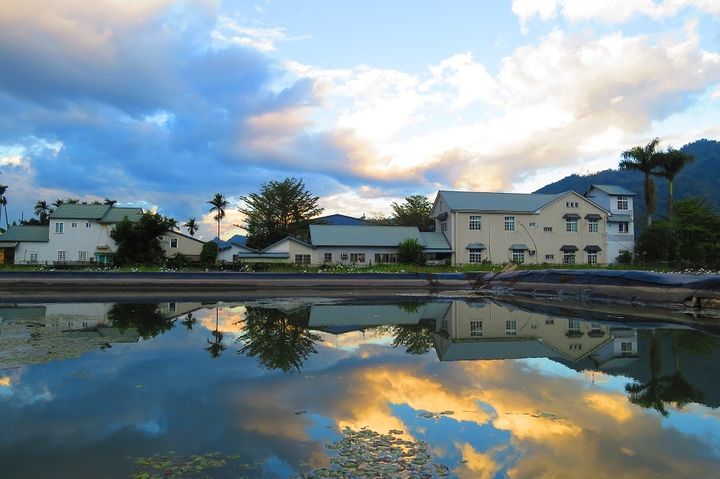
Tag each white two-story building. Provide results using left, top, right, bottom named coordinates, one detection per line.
left=584, top=185, right=636, bottom=262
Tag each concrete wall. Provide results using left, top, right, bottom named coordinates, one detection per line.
left=15, top=219, right=116, bottom=264
left=161, top=231, right=204, bottom=259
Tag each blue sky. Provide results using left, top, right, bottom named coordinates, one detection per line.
left=1, top=0, right=719, bottom=238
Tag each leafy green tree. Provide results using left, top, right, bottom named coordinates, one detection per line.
left=655, top=148, right=694, bottom=215
left=391, top=195, right=434, bottom=231
left=110, top=212, right=167, bottom=265
left=620, top=138, right=662, bottom=226
left=239, top=177, right=323, bottom=249
left=66, top=198, right=80, bottom=204
left=671, top=198, right=720, bottom=266
left=200, top=241, right=218, bottom=266
left=237, top=306, right=322, bottom=373
left=397, top=238, right=424, bottom=265
left=207, top=193, right=228, bottom=238
left=392, top=319, right=435, bottom=355
left=34, top=200, right=52, bottom=223
left=184, top=218, right=199, bottom=236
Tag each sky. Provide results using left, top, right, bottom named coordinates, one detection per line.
left=0, top=0, right=719, bottom=239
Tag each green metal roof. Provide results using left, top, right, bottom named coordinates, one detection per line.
left=419, top=232, right=452, bottom=251
left=50, top=204, right=110, bottom=219
left=588, top=184, right=636, bottom=196
left=437, top=190, right=566, bottom=213
left=0, top=225, right=49, bottom=242
left=100, top=207, right=143, bottom=223
left=310, top=225, right=424, bottom=247
left=608, top=214, right=633, bottom=222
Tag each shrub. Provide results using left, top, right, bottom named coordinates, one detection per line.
left=200, top=241, right=218, bottom=267
left=398, top=238, right=424, bottom=265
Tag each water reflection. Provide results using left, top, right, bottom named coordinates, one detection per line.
left=1, top=298, right=719, bottom=478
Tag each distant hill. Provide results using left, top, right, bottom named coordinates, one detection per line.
left=534, top=139, right=720, bottom=221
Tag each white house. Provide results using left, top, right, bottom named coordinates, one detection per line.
left=584, top=185, right=636, bottom=262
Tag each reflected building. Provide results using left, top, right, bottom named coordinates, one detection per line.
left=0, top=302, right=202, bottom=368
left=431, top=300, right=640, bottom=365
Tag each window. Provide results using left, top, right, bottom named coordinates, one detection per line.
left=349, top=253, right=365, bottom=263
left=54, top=222, right=64, bottom=234
left=511, top=250, right=525, bottom=264
left=468, top=248, right=483, bottom=263
left=57, top=250, right=66, bottom=261
left=617, top=196, right=628, bottom=210
left=569, top=343, right=583, bottom=351
left=618, top=222, right=629, bottom=233
left=78, top=251, right=88, bottom=261
left=469, top=215, right=482, bottom=230
left=563, top=252, right=576, bottom=264
left=374, top=253, right=397, bottom=263
left=29, top=252, right=38, bottom=263
left=568, top=320, right=581, bottom=334
left=566, top=201, right=579, bottom=208
left=170, top=238, right=178, bottom=248
left=529, top=222, right=536, bottom=227
left=545, top=319, right=554, bottom=325
left=470, top=320, right=483, bottom=337
left=543, top=226, right=552, bottom=232
left=566, top=218, right=578, bottom=232
left=504, top=216, right=515, bottom=231
left=588, top=220, right=598, bottom=233
left=545, top=254, right=554, bottom=260
left=590, top=323, right=602, bottom=334
left=587, top=252, right=598, bottom=264
left=294, top=254, right=311, bottom=264
left=324, top=253, right=333, bottom=263
left=621, top=341, right=633, bottom=353
left=71, top=222, right=77, bottom=228
left=440, top=219, right=447, bottom=232
left=169, top=302, right=176, bottom=312
left=85, top=222, right=91, bottom=228
left=506, top=320, right=517, bottom=336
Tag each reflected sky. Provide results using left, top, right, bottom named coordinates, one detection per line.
left=0, top=299, right=719, bottom=478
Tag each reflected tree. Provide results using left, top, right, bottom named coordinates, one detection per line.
left=392, top=319, right=436, bottom=355
left=181, top=312, right=196, bottom=331
left=625, top=333, right=668, bottom=416
left=107, top=303, right=174, bottom=339
left=237, top=306, right=321, bottom=372
left=205, top=308, right=226, bottom=359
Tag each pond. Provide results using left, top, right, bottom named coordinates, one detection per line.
left=1, top=298, right=719, bottom=478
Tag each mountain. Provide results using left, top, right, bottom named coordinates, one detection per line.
left=534, top=139, right=720, bottom=221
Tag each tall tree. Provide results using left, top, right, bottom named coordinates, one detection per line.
left=110, top=212, right=168, bottom=265
left=655, top=148, right=694, bottom=215
left=620, top=138, right=662, bottom=226
left=239, top=177, right=323, bottom=249
left=0, top=184, right=9, bottom=230
left=184, top=218, right=199, bottom=236
left=52, top=199, right=64, bottom=207
left=104, top=198, right=117, bottom=206
left=34, top=200, right=52, bottom=223
left=391, top=195, right=434, bottom=231
left=163, top=216, right=179, bottom=231
left=207, top=193, right=228, bottom=238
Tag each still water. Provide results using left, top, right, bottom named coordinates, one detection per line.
left=1, top=298, right=719, bottom=478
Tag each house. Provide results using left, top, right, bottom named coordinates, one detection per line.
left=0, top=204, right=144, bottom=265
left=160, top=230, right=205, bottom=262
left=584, top=185, right=636, bottom=262
left=308, top=224, right=452, bottom=265
left=432, top=190, right=612, bottom=265
left=212, top=235, right=258, bottom=262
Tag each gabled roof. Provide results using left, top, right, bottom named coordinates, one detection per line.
left=167, top=230, right=205, bottom=244
left=50, top=204, right=110, bottom=220
left=310, top=214, right=370, bottom=226
left=48, top=204, right=144, bottom=223
left=100, top=207, right=143, bottom=223
left=261, top=236, right=312, bottom=252
left=211, top=236, right=257, bottom=252
left=436, top=190, right=566, bottom=213
left=227, top=234, right=248, bottom=247
left=586, top=184, right=636, bottom=196
left=419, top=232, right=452, bottom=251
left=0, top=225, right=49, bottom=242
left=310, top=224, right=423, bottom=247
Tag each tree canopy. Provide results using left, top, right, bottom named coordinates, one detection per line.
left=110, top=212, right=168, bottom=265
left=391, top=195, right=434, bottom=231
left=620, top=138, right=662, bottom=226
left=239, top=177, right=323, bottom=250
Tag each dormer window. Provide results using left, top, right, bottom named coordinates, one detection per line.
left=617, top=196, right=628, bottom=210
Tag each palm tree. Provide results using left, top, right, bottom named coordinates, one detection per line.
left=104, top=198, right=117, bottom=206
left=52, top=198, right=64, bottom=207
left=620, top=138, right=662, bottom=226
left=184, top=218, right=199, bottom=237
left=66, top=198, right=80, bottom=204
left=164, top=216, right=179, bottom=231
left=34, top=200, right=52, bottom=223
left=655, top=148, right=694, bottom=216
left=207, top=193, right=228, bottom=238
left=0, top=185, right=8, bottom=230
left=205, top=308, right=226, bottom=358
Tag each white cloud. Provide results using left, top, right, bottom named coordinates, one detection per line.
left=212, top=16, right=307, bottom=52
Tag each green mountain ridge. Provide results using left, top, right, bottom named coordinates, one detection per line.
left=534, top=139, right=720, bottom=222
